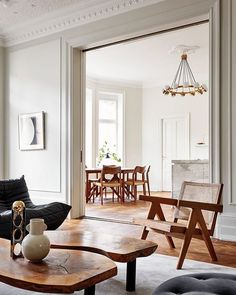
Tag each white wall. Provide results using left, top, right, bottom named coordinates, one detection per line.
left=0, top=47, right=4, bottom=179
left=124, top=86, right=143, bottom=167
left=6, top=39, right=64, bottom=204
left=142, top=86, right=209, bottom=191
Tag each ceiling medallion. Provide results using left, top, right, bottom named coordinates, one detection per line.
left=0, top=0, right=11, bottom=8
left=163, top=45, right=207, bottom=97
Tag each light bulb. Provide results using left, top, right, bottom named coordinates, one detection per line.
left=194, top=82, right=199, bottom=88
left=202, top=84, right=208, bottom=91
left=183, top=81, right=189, bottom=87
left=173, top=83, right=178, bottom=89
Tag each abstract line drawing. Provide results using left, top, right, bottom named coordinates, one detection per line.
left=18, top=112, right=45, bottom=150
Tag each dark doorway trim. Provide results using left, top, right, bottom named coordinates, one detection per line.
left=82, top=19, right=209, bottom=53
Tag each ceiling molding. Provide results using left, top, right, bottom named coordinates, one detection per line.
left=2, top=0, right=163, bottom=47
left=87, top=75, right=143, bottom=89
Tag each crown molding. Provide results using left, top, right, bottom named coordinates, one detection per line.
left=2, top=0, right=163, bottom=47
left=87, top=75, right=143, bottom=89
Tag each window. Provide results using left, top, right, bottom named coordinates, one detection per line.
left=85, top=88, right=123, bottom=167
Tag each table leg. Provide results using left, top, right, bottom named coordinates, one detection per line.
left=126, top=259, right=136, bottom=292
left=84, top=285, right=95, bottom=295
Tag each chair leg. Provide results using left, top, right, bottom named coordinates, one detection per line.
left=126, top=185, right=135, bottom=200
left=197, top=210, right=218, bottom=261
left=112, top=188, right=114, bottom=202
left=177, top=211, right=198, bottom=269
left=177, top=234, right=192, bottom=269
left=166, top=236, right=175, bottom=249
left=202, top=232, right=218, bottom=261
left=121, top=185, right=124, bottom=203
left=134, top=186, right=137, bottom=201
left=147, top=181, right=151, bottom=196
left=143, top=183, right=146, bottom=196
left=128, top=185, right=131, bottom=199
left=141, top=226, right=149, bottom=239
left=100, top=187, right=103, bottom=205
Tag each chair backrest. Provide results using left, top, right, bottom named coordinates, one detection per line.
left=0, top=176, right=35, bottom=210
left=133, top=166, right=146, bottom=181
left=101, top=165, right=122, bottom=182
left=174, top=181, right=223, bottom=231
left=145, top=165, right=151, bottom=180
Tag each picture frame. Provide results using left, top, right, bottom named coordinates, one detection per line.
left=18, top=112, right=45, bottom=150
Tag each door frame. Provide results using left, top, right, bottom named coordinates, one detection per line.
left=161, top=114, right=190, bottom=191
left=65, top=0, right=220, bottom=217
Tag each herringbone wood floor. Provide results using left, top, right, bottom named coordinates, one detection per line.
left=60, top=192, right=236, bottom=268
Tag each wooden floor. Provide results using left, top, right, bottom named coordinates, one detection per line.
left=86, top=192, right=172, bottom=222
left=68, top=192, right=236, bottom=268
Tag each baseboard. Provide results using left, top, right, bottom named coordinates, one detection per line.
left=216, top=213, right=236, bottom=242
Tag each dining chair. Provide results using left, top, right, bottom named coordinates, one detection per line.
left=93, top=165, right=123, bottom=205
left=124, top=165, right=147, bottom=201
left=134, top=181, right=223, bottom=269
left=85, top=167, right=100, bottom=203
left=144, top=165, right=151, bottom=196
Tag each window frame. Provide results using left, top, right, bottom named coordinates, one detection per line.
left=86, top=86, right=124, bottom=167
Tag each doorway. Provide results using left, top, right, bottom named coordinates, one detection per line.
left=84, top=22, right=210, bottom=222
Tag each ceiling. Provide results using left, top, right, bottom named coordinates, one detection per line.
left=0, top=0, right=163, bottom=46
left=86, top=22, right=209, bottom=88
left=0, top=0, right=79, bottom=27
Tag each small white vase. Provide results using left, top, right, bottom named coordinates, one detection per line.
left=22, top=218, right=50, bottom=262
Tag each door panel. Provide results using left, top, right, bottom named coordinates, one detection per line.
left=162, top=116, right=189, bottom=191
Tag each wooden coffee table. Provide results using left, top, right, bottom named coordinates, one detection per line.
left=0, top=238, right=117, bottom=295
left=47, top=230, right=158, bottom=292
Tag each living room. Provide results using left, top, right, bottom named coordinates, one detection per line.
left=0, top=0, right=236, bottom=294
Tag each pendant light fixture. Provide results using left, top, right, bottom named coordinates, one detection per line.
left=163, top=45, right=207, bottom=96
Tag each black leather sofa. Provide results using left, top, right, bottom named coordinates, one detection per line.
left=153, top=273, right=236, bottom=295
left=0, top=176, right=71, bottom=240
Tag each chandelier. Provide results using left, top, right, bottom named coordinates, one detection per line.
left=163, top=51, right=207, bottom=96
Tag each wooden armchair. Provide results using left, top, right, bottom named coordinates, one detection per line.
left=134, top=181, right=223, bottom=269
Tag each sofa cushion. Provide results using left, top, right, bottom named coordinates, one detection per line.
left=152, top=273, right=236, bottom=295
left=0, top=176, right=71, bottom=239
left=0, top=176, right=34, bottom=209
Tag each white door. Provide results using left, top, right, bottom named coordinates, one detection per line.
left=162, top=115, right=189, bottom=191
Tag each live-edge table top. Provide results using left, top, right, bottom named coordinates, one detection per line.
left=0, top=238, right=117, bottom=293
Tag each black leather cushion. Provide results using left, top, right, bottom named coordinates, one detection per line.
left=153, top=273, right=236, bottom=295
left=0, top=176, right=71, bottom=239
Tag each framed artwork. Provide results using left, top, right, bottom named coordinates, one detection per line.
left=18, top=112, right=45, bottom=150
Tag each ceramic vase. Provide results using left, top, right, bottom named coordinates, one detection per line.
left=22, top=218, right=50, bottom=262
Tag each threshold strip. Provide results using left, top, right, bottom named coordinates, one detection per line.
left=83, top=215, right=138, bottom=226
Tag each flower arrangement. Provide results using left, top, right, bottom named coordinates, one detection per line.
left=97, top=141, right=121, bottom=166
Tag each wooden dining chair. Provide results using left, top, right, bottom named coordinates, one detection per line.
left=86, top=175, right=101, bottom=203
left=93, top=165, right=123, bottom=205
left=134, top=181, right=223, bottom=269
left=144, top=165, right=151, bottom=196
left=124, top=166, right=146, bottom=201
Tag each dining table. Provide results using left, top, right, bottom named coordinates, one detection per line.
left=85, top=167, right=134, bottom=203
